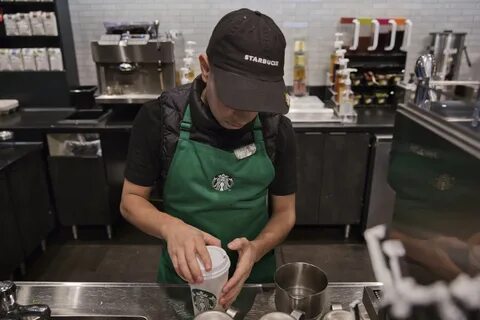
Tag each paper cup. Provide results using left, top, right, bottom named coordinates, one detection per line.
left=189, top=246, right=231, bottom=315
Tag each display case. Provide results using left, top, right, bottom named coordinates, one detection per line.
left=0, top=0, right=78, bottom=107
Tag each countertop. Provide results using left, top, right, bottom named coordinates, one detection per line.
left=0, top=107, right=396, bottom=134
left=15, top=282, right=382, bottom=320
left=398, top=103, right=480, bottom=159
left=0, top=108, right=117, bottom=133
left=0, top=142, right=43, bottom=171
left=292, top=108, right=396, bottom=133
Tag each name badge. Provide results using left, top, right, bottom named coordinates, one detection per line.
left=234, top=143, right=257, bottom=160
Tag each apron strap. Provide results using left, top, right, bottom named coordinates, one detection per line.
left=180, top=104, right=264, bottom=143
left=253, top=116, right=264, bottom=143
left=179, top=105, right=192, bottom=140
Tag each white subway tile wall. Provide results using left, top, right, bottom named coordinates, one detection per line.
left=69, top=0, right=480, bottom=86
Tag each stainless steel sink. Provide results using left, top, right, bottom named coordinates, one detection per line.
left=57, top=109, right=111, bottom=125
left=51, top=317, right=147, bottom=320
left=430, top=101, right=474, bottom=122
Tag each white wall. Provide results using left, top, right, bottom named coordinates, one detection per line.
left=69, top=0, right=480, bottom=86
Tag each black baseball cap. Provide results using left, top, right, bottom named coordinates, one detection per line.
left=206, top=8, right=289, bottom=114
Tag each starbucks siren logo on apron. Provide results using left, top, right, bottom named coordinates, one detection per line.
left=212, top=174, right=234, bottom=191
left=191, top=288, right=217, bottom=312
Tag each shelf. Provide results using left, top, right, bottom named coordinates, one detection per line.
left=0, top=35, right=60, bottom=48
left=345, top=51, right=407, bottom=57
left=351, top=86, right=399, bottom=95
left=0, top=70, right=65, bottom=73
left=0, top=1, right=55, bottom=13
left=0, top=70, right=69, bottom=106
left=349, top=63, right=406, bottom=70
left=352, top=85, right=397, bottom=89
left=0, top=35, right=59, bottom=38
left=354, top=104, right=395, bottom=108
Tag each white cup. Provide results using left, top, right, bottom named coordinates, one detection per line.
left=189, top=246, right=231, bottom=315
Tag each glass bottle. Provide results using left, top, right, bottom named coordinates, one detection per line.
left=293, top=39, right=308, bottom=97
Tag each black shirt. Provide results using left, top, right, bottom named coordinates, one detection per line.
left=125, top=78, right=296, bottom=196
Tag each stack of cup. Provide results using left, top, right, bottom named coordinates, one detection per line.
left=190, top=246, right=231, bottom=315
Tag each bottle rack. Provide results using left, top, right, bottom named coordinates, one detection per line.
left=338, top=17, right=411, bottom=109
left=345, top=50, right=406, bottom=108
left=0, top=0, right=78, bottom=107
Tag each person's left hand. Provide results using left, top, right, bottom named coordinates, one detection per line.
left=219, top=237, right=258, bottom=308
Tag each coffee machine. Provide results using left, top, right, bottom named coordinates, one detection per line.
left=91, top=21, right=176, bottom=104
left=428, top=30, right=472, bottom=81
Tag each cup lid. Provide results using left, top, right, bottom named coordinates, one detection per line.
left=197, top=246, right=231, bottom=280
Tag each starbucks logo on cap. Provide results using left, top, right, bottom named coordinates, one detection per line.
left=212, top=174, right=234, bottom=191
left=192, top=289, right=217, bottom=312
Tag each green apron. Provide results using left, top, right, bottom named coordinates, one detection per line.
left=157, top=105, right=276, bottom=284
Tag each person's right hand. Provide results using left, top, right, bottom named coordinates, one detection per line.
left=164, top=219, right=221, bottom=284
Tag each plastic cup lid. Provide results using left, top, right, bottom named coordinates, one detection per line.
left=196, top=246, right=231, bottom=280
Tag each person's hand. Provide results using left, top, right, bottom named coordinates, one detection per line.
left=164, top=219, right=221, bottom=284
left=220, top=238, right=258, bottom=308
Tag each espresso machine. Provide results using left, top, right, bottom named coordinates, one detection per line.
left=91, top=21, right=176, bottom=104
left=362, top=55, right=480, bottom=319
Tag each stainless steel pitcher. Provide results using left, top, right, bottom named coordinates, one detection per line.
left=274, top=262, right=328, bottom=320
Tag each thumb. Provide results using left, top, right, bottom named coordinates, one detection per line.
left=203, top=232, right=221, bottom=247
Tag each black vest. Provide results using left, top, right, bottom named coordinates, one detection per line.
left=155, top=79, right=281, bottom=195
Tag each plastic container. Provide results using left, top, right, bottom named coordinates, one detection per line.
left=69, top=86, right=97, bottom=109
left=329, top=33, right=344, bottom=83
left=332, top=49, right=346, bottom=85
left=340, top=17, right=379, bottom=52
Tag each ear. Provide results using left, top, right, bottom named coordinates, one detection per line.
left=199, top=53, right=210, bottom=83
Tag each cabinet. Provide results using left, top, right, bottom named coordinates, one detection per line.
left=0, top=172, right=23, bottom=279
left=295, top=132, right=324, bottom=225
left=294, top=131, right=371, bottom=229
left=7, top=151, right=53, bottom=258
left=363, top=135, right=395, bottom=230
left=0, top=145, right=52, bottom=278
left=318, top=133, right=371, bottom=225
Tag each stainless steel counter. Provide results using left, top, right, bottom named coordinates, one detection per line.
left=15, top=282, right=382, bottom=320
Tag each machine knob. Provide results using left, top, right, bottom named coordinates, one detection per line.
left=0, top=281, right=17, bottom=314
